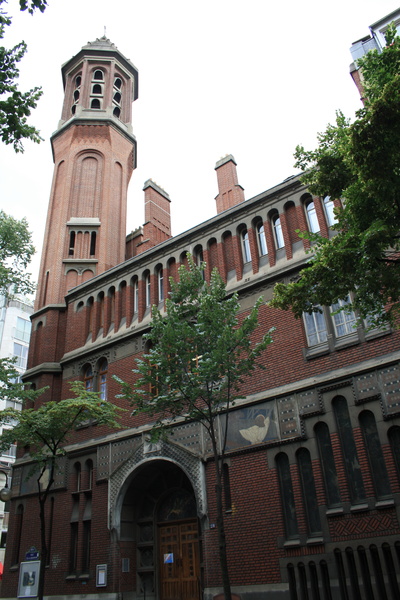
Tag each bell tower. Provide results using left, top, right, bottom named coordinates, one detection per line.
left=35, top=36, right=138, bottom=310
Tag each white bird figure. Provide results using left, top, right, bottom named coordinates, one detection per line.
left=239, top=414, right=270, bottom=445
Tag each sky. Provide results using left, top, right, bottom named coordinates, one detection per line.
left=0, top=0, right=398, bottom=281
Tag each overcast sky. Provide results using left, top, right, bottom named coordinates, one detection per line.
left=0, top=0, right=398, bottom=280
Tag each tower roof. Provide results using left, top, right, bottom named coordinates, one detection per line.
left=61, top=36, right=139, bottom=99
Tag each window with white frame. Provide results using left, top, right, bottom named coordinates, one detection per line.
left=13, top=343, right=28, bottom=369
left=99, top=360, right=108, bottom=401
left=133, top=279, right=139, bottom=314
left=305, top=201, right=320, bottom=233
left=257, top=223, right=268, bottom=256
left=241, top=229, right=252, bottom=263
left=330, top=297, right=357, bottom=337
left=303, top=296, right=359, bottom=349
left=145, top=273, right=151, bottom=308
left=303, top=309, right=328, bottom=346
left=272, top=215, right=284, bottom=249
left=158, top=268, right=164, bottom=303
left=324, top=196, right=337, bottom=227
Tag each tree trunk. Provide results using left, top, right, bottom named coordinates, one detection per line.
left=215, top=465, right=232, bottom=600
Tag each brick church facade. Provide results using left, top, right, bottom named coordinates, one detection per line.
left=2, top=36, right=400, bottom=600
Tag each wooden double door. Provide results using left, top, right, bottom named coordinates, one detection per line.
left=158, top=520, right=200, bottom=600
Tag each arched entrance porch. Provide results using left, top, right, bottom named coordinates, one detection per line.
left=117, top=458, right=203, bottom=600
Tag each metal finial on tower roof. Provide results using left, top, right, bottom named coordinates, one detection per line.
left=104, top=26, right=107, bottom=37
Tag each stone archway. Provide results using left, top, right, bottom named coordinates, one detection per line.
left=117, top=458, right=202, bottom=600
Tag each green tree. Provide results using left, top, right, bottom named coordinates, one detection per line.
left=0, top=0, right=48, bottom=151
left=0, top=382, right=123, bottom=600
left=117, top=257, right=274, bottom=600
left=271, top=25, right=400, bottom=328
left=0, top=209, right=35, bottom=295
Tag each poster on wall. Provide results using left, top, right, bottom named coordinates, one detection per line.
left=17, top=561, right=40, bottom=598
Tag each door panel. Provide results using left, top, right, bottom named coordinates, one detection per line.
left=159, top=520, right=200, bottom=600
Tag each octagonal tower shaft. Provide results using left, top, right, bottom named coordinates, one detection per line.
left=35, top=37, right=138, bottom=310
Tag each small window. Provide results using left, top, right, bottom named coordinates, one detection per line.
left=133, top=279, right=139, bottom=314
left=257, top=223, right=268, bottom=256
left=114, top=77, right=122, bottom=89
left=241, top=229, right=252, bottom=263
left=75, top=75, right=82, bottom=87
left=330, top=297, right=356, bottom=337
left=73, top=90, right=80, bottom=101
left=306, top=201, right=320, bottom=233
left=158, top=268, right=164, bottom=303
left=145, top=273, right=151, bottom=308
left=272, top=215, right=284, bottom=249
left=324, top=196, right=337, bottom=226
left=113, top=92, right=121, bottom=104
left=93, top=70, right=104, bottom=81
left=15, top=317, right=31, bottom=343
left=99, top=360, right=108, bottom=401
left=91, top=99, right=101, bottom=110
left=303, top=309, right=327, bottom=346
left=13, top=343, right=28, bottom=369
left=84, top=365, right=93, bottom=391
left=113, top=107, right=121, bottom=118
left=92, top=83, right=102, bottom=95
left=90, top=232, right=96, bottom=256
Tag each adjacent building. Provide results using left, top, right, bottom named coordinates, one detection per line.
left=2, top=29, right=400, bottom=600
left=0, top=293, right=33, bottom=567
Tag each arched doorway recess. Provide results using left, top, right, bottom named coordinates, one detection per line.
left=117, top=458, right=202, bottom=600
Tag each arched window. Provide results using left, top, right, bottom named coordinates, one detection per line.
left=272, top=215, right=284, bottom=249
left=296, top=448, right=322, bottom=536
left=133, top=278, right=139, bottom=314
left=305, top=201, right=320, bottom=233
left=92, top=83, right=102, bottom=95
left=241, top=229, right=251, bottom=263
left=359, top=411, right=391, bottom=499
left=275, top=452, right=298, bottom=539
left=112, top=76, right=123, bottom=120
left=84, top=365, right=93, bottom=392
left=145, top=273, right=151, bottom=308
left=332, top=396, right=366, bottom=504
left=90, top=98, right=101, bottom=109
left=315, top=422, right=341, bottom=506
left=324, top=196, right=337, bottom=226
left=93, top=69, right=104, bottom=80
left=157, top=268, right=164, bottom=303
left=99, top=360, right=108, bottom=401
left=71, top=74, right=81, bottom=116
left=257, top=223, right=268, bottom=256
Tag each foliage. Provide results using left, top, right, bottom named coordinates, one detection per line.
left=0, top=0, right=47, bottom=151
left=118, top=256, right=273, bottom=442
left=0, top=381, right=122, bottom=463
left=0, top=380, right=122, bottom=600
left=271, top=24, right=400, bottom=328
left=0, top=209, right=35, bottom=295
left=117, top=256, right=274, bottom=600
left=0, top=356, right=39, bottom=405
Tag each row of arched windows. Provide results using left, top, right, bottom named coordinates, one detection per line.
left=70, top=69, right=124, bottom=119
left=75, top=198, right=338, bottom=344
left=287, top=542, right=400, bottom=600
left=276, top=396, right=399, bottom=541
